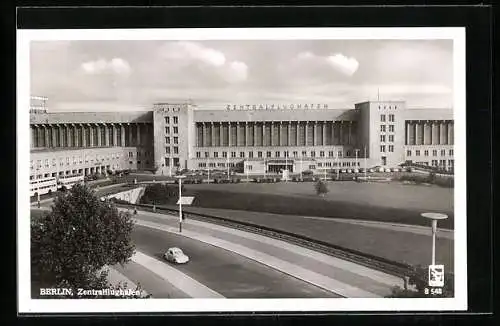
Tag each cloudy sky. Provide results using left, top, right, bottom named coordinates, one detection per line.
left=30, top=39, right=453, bottom=111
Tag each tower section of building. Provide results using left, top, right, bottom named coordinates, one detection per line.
left=152, top=102, right=195, bottom=176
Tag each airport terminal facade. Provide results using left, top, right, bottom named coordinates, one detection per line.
left=29, top=97, right=454, bottom=179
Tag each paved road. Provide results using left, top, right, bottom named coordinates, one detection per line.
left=131, top=224, right=338, bottom=298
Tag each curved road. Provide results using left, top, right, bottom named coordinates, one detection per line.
left=130, top=224, right=339, bottom=298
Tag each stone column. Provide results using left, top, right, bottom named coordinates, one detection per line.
left=440, top=121, right=447, bottom=145
left=120, top=123, right=126, bottom=147
left=339, top=122, right=343, bottom=145
left=405, top=122, right=410, bottom=145
left=30, top=126, right=35, bottom=148
left=432, top=122, right=439, bottom=145
left=253, top=122, right=258, bottom=147
left=296, top=122, right=300, bottom=146
left=136, top=124, right=141, bottom=146
left=113, top=124, right=118, bottom=147
left=245, top=122, right=250, bottom=147
left=322, top=122, right=327, bottom=146
left=414, top=122, right=419, bottom=145
left=305, top=122, right=309, bottom=147
left=228, top=122, right=232, bottom=147
left=128, top=123, right=133, bottom=146
left=287, top=121, right=291, bottom=147
left=211, top=122, right=215, bottom=147
left=220, top=122, right=224, bottom=147
left=448, top=122, right=453, bottom=145
left=96, top=124, right=102, bottom=147
left=104, top=124, right=109, bottom=146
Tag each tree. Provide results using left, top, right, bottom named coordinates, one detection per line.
left=314, top=180, right=329, bottom=196
left=386, top=265, right=454, bottom=298
left=31, top=183, right=136, bottom=298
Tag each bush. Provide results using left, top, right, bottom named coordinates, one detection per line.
left=314, top=180, right=329, bottom=196
left=140, top=183, right=184, bottom=205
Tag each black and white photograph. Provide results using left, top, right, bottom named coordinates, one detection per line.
left=17, top=27, right=467, bottom=313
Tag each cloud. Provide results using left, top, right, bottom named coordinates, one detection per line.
left=326, top=53, right=359, bottom=76
left=81, top=57, right=131, bottom=75
left=160, top=41, right=247, bottom=83
left=296, top=51, right=359, bottom=76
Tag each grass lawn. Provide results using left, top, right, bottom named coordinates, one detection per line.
left=176, top=182, right=454, bottom=229
left=178, top=206, right=454, bottom=271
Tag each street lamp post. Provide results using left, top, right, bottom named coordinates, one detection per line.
left=355, top=149, right=359, bottom=171
left=176, top=175, right=186, bottom=233
left=421, top=212, right=448, bottom=265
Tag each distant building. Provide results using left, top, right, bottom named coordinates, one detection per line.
left=29, top=99, right=454, bottom=179
left=30, top=96, right=49, bottom=114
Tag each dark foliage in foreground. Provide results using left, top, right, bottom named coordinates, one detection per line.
left=31, top=184, right=141, bottom=298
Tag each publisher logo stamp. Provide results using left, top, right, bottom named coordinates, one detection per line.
left=428, top=264, right=445, bottom=287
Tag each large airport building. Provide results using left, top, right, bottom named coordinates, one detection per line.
left=29, top=96, right=454, bottom=179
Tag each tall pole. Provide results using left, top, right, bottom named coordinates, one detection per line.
left=226, top=154, right=230, bottom=181
left=364, top=146, right=367, bottom=179
left=300, top=156, right=303, bottom=181
left=431, top=220, right=437, bottom=265
left=355, top=149, right=359, bottom=171
left=207, top=155, right=210, bottom=184
left=336, top=151, right=340, bottom=180
left=178, top=178, right=183, bottom=233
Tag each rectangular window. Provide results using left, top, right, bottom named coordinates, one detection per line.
left=441, top=149, right=446, bottom=156
left=166, top=137, right=170, bottom=144
left=174, top=137, right=178, bottom=144
left=231, top=152, right=237, bottom=158
left=223, top=151, right=227, bottom=158
left=173, top=127, right=178, bottom=134
left=204, top=152, right=209, bottom=158
left=165, top=117, right=170, bottom=124
left=346, top=151, right=351, bottom=157
left=380, top=145, right=386, bottom=152
left=338, top=151, right=343, bottom=158
left=449, top=149, right=454, bottom=156
left=380, top=135, right=386, bottom=142
left=258, top=151, right=263, bottom=158
left=389, top=114, right=395, bottom=122
left=416, top=150, right=421, bottom=156
left=275, top=151, right=280, bottom=157
left=166, top=147, right=170, bottom=154
left=293, top=151, right=298, bottom=157
left=318, top=163, right=323, bottom=167
left=284, top=151, right=289, bottom=158
left=196, top=152, right=201, bottom=158
left=407, top=150, right=412, bottom=156
left=424, top=150, right=429, bottom=156
left=214, top=152, right=219, bottom=158
left=309, top=165, right=316, bottom=170
left=240, top=152, right=245, bottom=158
left=380, top=114, right=386, bottom=122
left=388, top=125, right=394, bottom=132
left=165, top=127, right=170, bottom=134
left=302, top=150, right=307, bottom=157
left=433, top=150, right=438, bottom=156
left=173, top=116, right=178, bottom=124
left=174, top=147, right=179, bottom=154
left=248, top=152, right=253, bottom=158
left=320, top=151, right=325, bottom=157
left=66, top=158, right=70, bottom=165
left=380, top=125, right=386, bottom=132
left=310, top=151, right=315, bottom=157
left=328, top=151, right=334, bottom=157
left=266, top=151, right=272, bottom=158
left=388, top=135, right=394, bottom=142
left=173, top=158, right=179, bottom=166
left=388, top=145, right=394, bottom=152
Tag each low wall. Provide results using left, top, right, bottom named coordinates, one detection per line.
left=103, top=187, right=145, bottom=204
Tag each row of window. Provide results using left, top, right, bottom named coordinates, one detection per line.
left=407, top=149, right=454, bottom=157
left=165, top=147, right=179, bottom=154
left=380, top=125, right=395, bottom=132
left=165, top=136, right=179, bottom=144
left=380, top=145, right=395, bottom=153
left=165, top=116, right=179, bottom=125
left=165, top=126, right=179, bottom=134
left=380, top=114, right=395, bottom=122
left=195, top=150, right=358, bottom=159
left=380, top=135, right=395, bottom=142
left=164, top=157, right=180, bottom=167
left=379, top=105, right=398, bottom=110
left=414, top=160, right=454, bottom=167
left=31, top=151, right=151, bottom=170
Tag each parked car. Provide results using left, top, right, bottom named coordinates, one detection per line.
left=164, top=247, right=189, bottom=264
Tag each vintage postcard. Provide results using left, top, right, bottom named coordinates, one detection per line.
left=17, top=27, right=466, bottom=313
